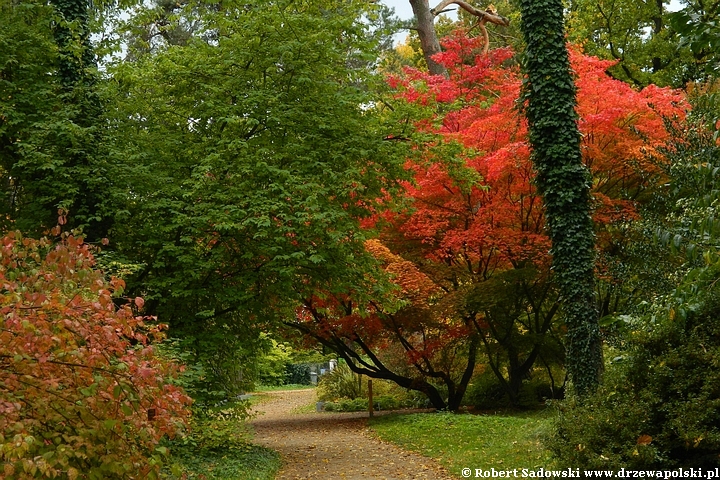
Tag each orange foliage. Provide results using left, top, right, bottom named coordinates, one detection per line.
left=294, top=34, right=687, bottom=408
left=364, top=239, right=442, bottom=306
left=0, top=232, right=191, bottom=479
left=298, top=238, right=470, bottom=366
left=385, top=33, right=688, bottom=274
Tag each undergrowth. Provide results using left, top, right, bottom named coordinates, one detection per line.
left=163, top=401, right=280, bottom=479
left=166, top=444, right=279, bottom=480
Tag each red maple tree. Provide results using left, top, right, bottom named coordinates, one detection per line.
left=381, top=32, right=687, bottom=403
left=293, top=32, right=687, bottom=407
left=292, top=238, right=478, bottom=410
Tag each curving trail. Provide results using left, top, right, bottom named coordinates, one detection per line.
left=249, top=389, right=457, bottom=480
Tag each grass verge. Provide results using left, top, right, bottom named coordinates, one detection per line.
left=163, top=400, right=281, bottom=480
left=167, top=443, right=280, bottom=480
left=369, top=409, right=554, bottom=476
left=291, top=401, right=318, bottom=414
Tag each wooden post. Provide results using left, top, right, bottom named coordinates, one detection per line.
left=368, top=379, right=374, bottom=418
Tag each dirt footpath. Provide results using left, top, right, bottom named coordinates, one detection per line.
left=249, top=389, right=457, bottom=480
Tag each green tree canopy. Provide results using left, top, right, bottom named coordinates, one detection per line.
left=1, top=0, right=115, bottom=240
left=105, top=0, right=410, bottom=341
left=567, top=0, right=716, bottom=87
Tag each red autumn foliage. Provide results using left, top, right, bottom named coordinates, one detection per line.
left=386, top=34, right=687, bottom=275
left=379, top=33, right=687, bottom=402
left=295, top=32, right=688, bottom=407
left=0, top=231, right=191, bottom=479
left=293, top=238, right=478, bottom=411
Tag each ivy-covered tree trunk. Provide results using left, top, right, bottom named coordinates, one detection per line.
left=51, top=0, right=96, bottom=100
left=48, top=0, right=110, bottom=240
left=518, top=0, right=602, bottom=396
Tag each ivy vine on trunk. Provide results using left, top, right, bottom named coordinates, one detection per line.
left=518, top=0, right=602, bottom=396
left=48, top=0, right=110, bottom=241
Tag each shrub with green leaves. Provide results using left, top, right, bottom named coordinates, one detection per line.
left=548, top=259, right=720, bottom=469
left=177, top=403, right=252, bottom=452
left=466, top=369, right=561, bottom=410
left=316, top=362, right=422, bottom=410
left=323, top=398, right=367, bottom=412
left=159, top=333, right=258, bottom=409
left=255, top=337, right=292, bottom=386
left=323, top=395, right=413, bottom=412
left=165, top=402, right=279, bottom=480
left=285, top=363, right=312, bottom=385
left=316, top=363, right=363, bottom=401
left=0, top=232, right=191, bottom=479
left=165, top=444, right=279, bottom=480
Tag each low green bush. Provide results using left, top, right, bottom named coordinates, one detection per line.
left=376, top=395, right=401, bottom=410
left=285, top=363, right=312, bottom=385
left=322, top=395, right=416, bottom=412
left=176, top=403, right=252, bottom=452
left=465, top=370, right=559, bottom=410
left=316, top=362, right=428, bottom=411
left=548, top=275, right=720, bottom=469
left=166, top=444, right=279, bottom=480
left=465, top=371, right=508, bottom=409
left=324, top=398, right=366, bottom=412
left=316, top=363, right=363, bottom=400
left=165, top=401, right=280, bottom=479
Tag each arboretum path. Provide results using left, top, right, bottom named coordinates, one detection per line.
left=250, top=389, right=457, bottom=480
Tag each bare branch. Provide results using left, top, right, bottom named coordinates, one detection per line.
left=430, top=1, right=509, bottom=54
left=431, top=0, right=510, bottom=27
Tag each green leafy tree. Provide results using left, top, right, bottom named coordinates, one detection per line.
left=567, top=0, right=678, bottom=87
left=0, top=1, right=55, bottom=231
left=549, top=253, right=720, bottom=469
left=567, top=0, right=720, bottom=88
left=669, top=0, right=720, bottom=80
left=103, top=0, right=410, bottom=395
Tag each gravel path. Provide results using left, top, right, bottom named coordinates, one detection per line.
left=249, top=389, right=457, bottom=480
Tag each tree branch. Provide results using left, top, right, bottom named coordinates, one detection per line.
left=430, top=0, right=509, bottom=54
left=431, top=0, right=510, bottom=27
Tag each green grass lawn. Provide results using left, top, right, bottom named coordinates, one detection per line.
left=369, top=409, right=555, bottom=477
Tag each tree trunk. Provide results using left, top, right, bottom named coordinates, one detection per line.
left=446, top=334, right=479, bottom=411
left=651, top=0, right=664, bottom=73
left=409, top=0, right=448, bottom=76
left=49, top=0, right=110, bottom=241
left=288, top=321, right=451, bottom=410
left=518, top=0, right=602, bottom=397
